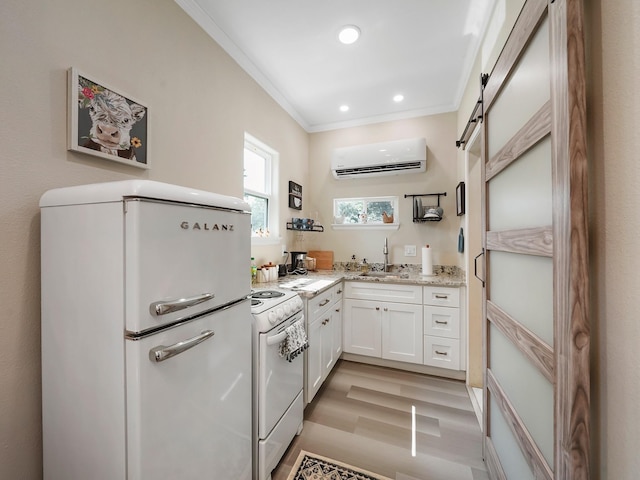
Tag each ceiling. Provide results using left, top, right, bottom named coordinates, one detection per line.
left=177, top=0, right=496, bottom=132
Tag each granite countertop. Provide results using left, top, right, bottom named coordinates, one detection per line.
left=253, top=264, right=466, bottom=297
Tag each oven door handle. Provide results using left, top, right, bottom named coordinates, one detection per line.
left=267, top=330, right=288, bottom=346
left=265, top=317, right=303, bottom=346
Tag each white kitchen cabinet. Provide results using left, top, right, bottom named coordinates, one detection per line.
left=331, top=298, right=343, bottom=362
left=306, top=312, right=324, bottom=402
left=382, top=302, right=423, bottom=363
left=304, top=282, right=343, bottom=404
left=343, top=282, right=423, bottom=365
left=342, top=299, right=382, bottom=357
left=423, top=285, right=464, bottom=371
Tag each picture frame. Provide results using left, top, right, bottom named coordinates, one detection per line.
left=288, top=181, right=302, bottom=210
left=456, top=181, right=465, bottom=216
left=68, top=67, right=149, bottom=169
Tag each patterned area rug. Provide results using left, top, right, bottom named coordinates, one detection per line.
left=286, top=450, right=393, bottom=480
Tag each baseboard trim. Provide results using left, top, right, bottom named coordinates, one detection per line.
left=340, top=353, right=466, bottom=381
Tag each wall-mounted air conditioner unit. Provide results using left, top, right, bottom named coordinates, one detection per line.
left=331, top=137, right=426, bottom=179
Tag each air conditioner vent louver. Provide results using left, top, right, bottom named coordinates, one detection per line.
left=334, top=161, right=424, bottom=177
left=331, top=138, right=426, bottom=179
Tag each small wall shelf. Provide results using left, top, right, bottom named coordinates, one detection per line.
left=286, top=222, right=324, bottom=232
left=404, top=192, right=447, bottom=222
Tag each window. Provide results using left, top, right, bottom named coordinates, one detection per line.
left=334, top=196, right=398, bottom=224
left=243, top=134, right=279, bottom=240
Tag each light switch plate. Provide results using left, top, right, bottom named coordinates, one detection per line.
left=404, top=245, right=417, bottom=256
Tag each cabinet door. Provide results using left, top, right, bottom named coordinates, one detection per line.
left=382, top=302, right=423, bottom=364
left=343, top=299, right=381, bottom=357
left=306, top=316, right=323, bottom=403
left=320, top=310, right=333, bottom=377
left=331, top=299, right=343, bottom=365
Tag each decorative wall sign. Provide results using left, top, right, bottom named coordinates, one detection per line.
left=68, top=67, right=149, bottom=169
left=288, top=181, right=302, bottom=210
left=456, top=181, right=465, bottom=216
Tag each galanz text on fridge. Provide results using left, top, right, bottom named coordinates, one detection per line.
left=180, top=221, right=234, bottom=231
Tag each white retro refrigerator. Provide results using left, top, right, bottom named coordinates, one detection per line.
left=40, top=180, right=253, bottom=480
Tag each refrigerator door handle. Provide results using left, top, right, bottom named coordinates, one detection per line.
left=150, top=293, right=215, bottom=316
left=149, top=330, right=215, bottom=362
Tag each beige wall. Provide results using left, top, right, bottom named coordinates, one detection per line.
left=306, top=114, right=461, bottom=267
left=0, top=0, right=307, bottom=477
left=588, top=0, right=640, bottom=477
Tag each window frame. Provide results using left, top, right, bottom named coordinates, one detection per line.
left=244, top=133, right=280, bottom=244
left=332, top=195, right=400, bottom=230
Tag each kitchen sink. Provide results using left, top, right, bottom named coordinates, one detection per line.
left=359, top=271, right=409, bottom=279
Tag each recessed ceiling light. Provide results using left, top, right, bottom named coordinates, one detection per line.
left=338, top=25, right=360, bottom=45
left=393, top=94, right=404, bottom=103
left=339, top=105, right=349, bottom=112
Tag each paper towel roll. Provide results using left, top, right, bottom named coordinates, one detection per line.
left=421, top=245, right=434, bottom=276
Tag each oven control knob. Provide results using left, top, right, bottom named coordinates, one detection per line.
left=276, top=307, right=284, bottom=321
left=284, top=302, right=292, bottom=315
left=268, top=310, right=278, bottom=324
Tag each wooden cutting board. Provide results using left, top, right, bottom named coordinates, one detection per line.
left=307, top=250, right=334, bottom=270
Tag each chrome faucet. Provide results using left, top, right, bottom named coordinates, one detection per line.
left=383, top=237, right=390, bottom=272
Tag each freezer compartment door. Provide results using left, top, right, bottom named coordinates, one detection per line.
left=125, top=199, right=250, bottom=333
left=125, top=301, right=252, bottom=479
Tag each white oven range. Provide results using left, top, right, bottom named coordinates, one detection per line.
left=250, top=288, right=305, bottom=480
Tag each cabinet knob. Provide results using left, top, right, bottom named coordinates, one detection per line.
left=337, top=289, right=343, bottom=294
left=375, top=307, right=380, bottom=311
left=383, top=307, right=388, bottom=312
left=335, top=308, right=340, bottom=312
left=435, top=350, right=448, bottom=356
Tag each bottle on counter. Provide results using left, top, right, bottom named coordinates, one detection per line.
left=251, top=257, right=257, bottom=285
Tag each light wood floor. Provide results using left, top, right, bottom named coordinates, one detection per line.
left=271, top=360, right=488, bottom=480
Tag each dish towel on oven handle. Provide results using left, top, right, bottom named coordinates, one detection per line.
left=278, top=320, right=309, bottom=362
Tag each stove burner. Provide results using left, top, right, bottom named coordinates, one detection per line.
left=251, top=290, right=285, bottom=299
left=251, top=299, right=263, bottom=307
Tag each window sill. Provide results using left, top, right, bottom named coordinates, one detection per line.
left=331, top=223, right=400, bottom=231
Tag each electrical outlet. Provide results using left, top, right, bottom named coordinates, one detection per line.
left=281, top=245, right=287, bottom=257
left=404, top=245, right=417, bottom=257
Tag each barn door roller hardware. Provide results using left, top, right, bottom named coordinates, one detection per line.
left=456, top=73, right=489, bottom=149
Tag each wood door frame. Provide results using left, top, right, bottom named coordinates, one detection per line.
left=481, top=0, right=589, bottom=478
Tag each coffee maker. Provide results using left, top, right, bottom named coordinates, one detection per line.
left=288, top=251, right=308, bottom=274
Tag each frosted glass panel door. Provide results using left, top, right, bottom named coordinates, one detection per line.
left=479, top=0, right=589, bottom=479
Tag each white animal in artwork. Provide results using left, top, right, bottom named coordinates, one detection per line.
left=78, top=85, right=146, bottom=160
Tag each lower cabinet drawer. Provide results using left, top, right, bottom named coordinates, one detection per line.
left=423, top=336, right=460, bottom=370
left=423, top=306, right=460, bottom=339
left=308, top=288, right=334, bottom=318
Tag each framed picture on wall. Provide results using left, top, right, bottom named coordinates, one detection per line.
left=456, top=181, right=465, bottom=216
left=68, top=67, right=149, bottom=169
left=288, top=181, right=302, bottom=210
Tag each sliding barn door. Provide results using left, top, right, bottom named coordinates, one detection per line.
left=481, top=0, right=589, bottom=479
